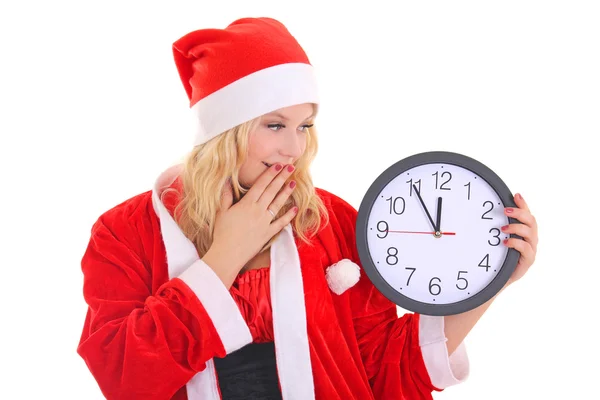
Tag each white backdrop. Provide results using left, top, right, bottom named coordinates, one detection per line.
left=1, top=1, right=598, bottom=399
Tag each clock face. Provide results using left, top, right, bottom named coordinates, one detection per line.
left=357, top=152, right=520, bottom=316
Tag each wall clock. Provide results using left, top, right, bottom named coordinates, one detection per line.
left=356, top=151, right=521, bottom=316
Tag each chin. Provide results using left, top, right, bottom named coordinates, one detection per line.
left=238, top=178, right=253, bottom=191
left=237, top=172, right=260, bottom=190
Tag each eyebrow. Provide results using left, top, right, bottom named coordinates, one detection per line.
left=265, top=112, right=315, bottom=122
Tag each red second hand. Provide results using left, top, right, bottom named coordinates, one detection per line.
left=388, top=230, right=456, bottom=235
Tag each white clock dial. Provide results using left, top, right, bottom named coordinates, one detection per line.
left=366, top=163, right=510, bottom=305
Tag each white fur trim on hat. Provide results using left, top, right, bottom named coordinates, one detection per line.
left=191, top=63, right=318, bottom=146
left=325, top=259, right=361, bottom=295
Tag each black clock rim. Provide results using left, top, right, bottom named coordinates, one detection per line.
left=355, top=151, right=521, bottom=316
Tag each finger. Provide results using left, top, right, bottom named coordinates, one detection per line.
left=501, top=223, right=537, bottom=252
left=513, top=193, right=530, bottom=213
left=244, top=163, right=285, bottom=203
left=504, top=237, right=535, bottom=266
left=267, top=180, right=296, bottom=217
left=270, top=205, right=299, bottom=234
left=257, top=164, right=295, bottom=208
left=504, top=206, right=537, bottom=231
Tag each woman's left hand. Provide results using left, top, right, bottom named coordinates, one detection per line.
left=502, top=193, right=538, bottom=286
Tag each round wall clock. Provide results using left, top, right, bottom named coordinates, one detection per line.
left=356, top=151, right=521, bottom=316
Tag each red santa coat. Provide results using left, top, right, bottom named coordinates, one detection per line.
left=77, top=165, right=469, bottom=399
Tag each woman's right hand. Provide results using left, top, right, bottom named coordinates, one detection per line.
left=202, top=163, right=298, bottom=287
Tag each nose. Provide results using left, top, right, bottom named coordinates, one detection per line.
left=279, top=129, right=304, bottom=161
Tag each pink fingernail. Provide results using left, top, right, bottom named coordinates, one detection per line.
left=289, top=180, right=296, bottom=189
left=501, top=225, right=509, bottom=231
left=287, top=165, right=295, bottom=172
left=505, top=208, right=514, bottom=213
left=292, top=206, right=298, bottom=213
left=275, top=164, right=283, bottom=171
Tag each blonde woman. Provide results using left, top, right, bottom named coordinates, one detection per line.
left=77, top=17, right=539, bottom=400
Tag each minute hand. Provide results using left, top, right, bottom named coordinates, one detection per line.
left=413, top=184, right=437, bottom=232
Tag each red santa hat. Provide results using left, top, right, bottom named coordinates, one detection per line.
left=172, top=17, right=320, bottom=146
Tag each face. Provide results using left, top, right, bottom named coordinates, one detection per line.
left=238, top=103, right=315, bottom=188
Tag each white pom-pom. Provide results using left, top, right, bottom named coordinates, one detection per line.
left=325, top=259, right=361, bottom=295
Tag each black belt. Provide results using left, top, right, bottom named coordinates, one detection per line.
left=213, top=342, right=283, bottom=400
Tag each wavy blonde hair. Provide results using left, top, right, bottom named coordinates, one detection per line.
left=163, top=112, right=329, bottom=259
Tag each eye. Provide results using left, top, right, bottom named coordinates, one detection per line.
left=267, top=123, right=284, bottom=131
left=298, top=123, right=314, bottom=132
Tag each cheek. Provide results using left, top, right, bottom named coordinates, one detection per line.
left=248, top=131, right=275, bottom=159
left=239, top=147, right=269, bottom=183
left=299, top=135, right=309, bottom=156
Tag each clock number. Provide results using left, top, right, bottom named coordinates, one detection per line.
left=385, top=196, right=406, bottom=215
left=478, top=254, right=491, bottom=272
left=429, top=277, right=442, bottom=296
left=481, top=201, right=494, bottom=220
left=386, top=247, right=399, bottom=265
left=376, top=221, right=389, bottom=238
left=433, top=171, right=452, bottom=190
left=464, top=182, right=471, bottom=200
left=405, top=267, right=416, bottom=286
left=456, top=271, right=469, bottom=290
left=406, top=179, right=421, bottom=196
left=488, top=228, right=501, bottom=246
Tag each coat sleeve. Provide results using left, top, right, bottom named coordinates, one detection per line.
left=328, top=193, right=469, bottom=399
left=77, top=206, right=252, bottom=399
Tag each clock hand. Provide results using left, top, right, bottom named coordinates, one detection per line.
left=435, top=196, right=442, bottom=232
left=413, top=184, right=437, bottom=232
left=388, top=230, right=456, bottom=235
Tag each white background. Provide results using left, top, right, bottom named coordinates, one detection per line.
left=1, top=1, right=598, bottom=399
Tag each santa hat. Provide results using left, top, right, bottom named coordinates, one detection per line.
left=172, top=17, right=319, bottom=147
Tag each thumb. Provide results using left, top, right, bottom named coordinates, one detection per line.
left=220, top=178, right=234, bottom=211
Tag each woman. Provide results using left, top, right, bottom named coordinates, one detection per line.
left=77, top=17, right=539, bottom=399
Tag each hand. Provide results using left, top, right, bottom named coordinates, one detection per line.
left=413, top=184, right=438, bottom=234
left=203, top=163, right=298, bottom=286
left=502, top=193, right=538, bottom=286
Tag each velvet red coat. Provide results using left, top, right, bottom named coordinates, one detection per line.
left=77, top=165, right=469, bottom=399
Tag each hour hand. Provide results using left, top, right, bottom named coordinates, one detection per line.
left=413, top=184, right=437, bottom=232
left=435, top=196, right=442, bottom=232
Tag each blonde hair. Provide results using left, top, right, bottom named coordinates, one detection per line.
left=163, top=113, right=329, bottom=259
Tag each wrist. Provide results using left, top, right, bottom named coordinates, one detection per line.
left=202, top=246, right=244, bottom=289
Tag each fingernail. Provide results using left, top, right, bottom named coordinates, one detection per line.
left=516, top=193, right=522, bottom=200
left=505, top=208, right=514, bottom=213
left=275, top=164, right=283, bottom=171
left=503, top=239, right=509, bottom=245
left=292, top=206, right=298, bottom=213
left=501, top=225, right=509, bottom=231
left=289, top=180, right=296, bottom=189
left=287, top=164, right=295, bottom=172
